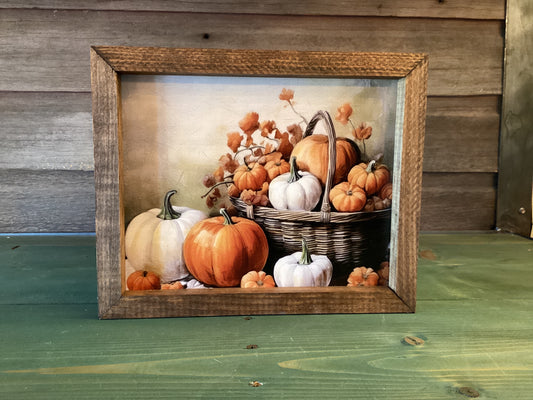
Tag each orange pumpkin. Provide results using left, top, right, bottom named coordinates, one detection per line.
left=378, top=262, right=389, bottom=286
left=290, top=135, right=359, bottom=186
left=348, top=160, right=390, bottom=195
left=127, top=270, right=161, bottom=290
left=227, top=184, right=242, bottom=198
left=161, top=281, right=184, bottom=290
left=241, top=271, right=276, bottom=288
left=264, top=158, right=290, bottom=181
left=372, top=195, right=392, bottom=210
left=183, top=208, right=269, bottom=287
left=233, top=162, right=268, bottom=191
left=347, top=267, right=379, bottom=287
left=379, top=182, right=393, bottom=200
left=329, top=182, right=366, bottom=212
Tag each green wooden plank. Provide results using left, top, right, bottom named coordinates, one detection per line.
left=0, top=235, right=96, bottom=305
left=1, top=300, right=532, bottom=399
left=0, top=232, right=532, bottom=398
left=1, top=232, right=532, bottom=306
left=417, top=232, right=533, bottom=301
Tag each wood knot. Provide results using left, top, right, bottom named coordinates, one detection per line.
left=402, top=335, right=425, bottom=346
left=458, top=387, right=480, bottom=398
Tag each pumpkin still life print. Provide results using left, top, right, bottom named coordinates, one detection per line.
left=121, top=75, right=399, bottom=290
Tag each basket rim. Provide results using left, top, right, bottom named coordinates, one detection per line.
left=230, top=196, right=391, bottom=223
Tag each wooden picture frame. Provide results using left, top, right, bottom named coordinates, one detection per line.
left=91, top=46, right=428, bottom=319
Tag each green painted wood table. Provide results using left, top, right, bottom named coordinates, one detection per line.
left=0, top=232, right=532, bottom=399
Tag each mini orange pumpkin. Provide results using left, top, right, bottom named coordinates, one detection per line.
left=378, top=262, right=389, bottom=286
left=264, top=158, right=290, bottom=181
left=379, top=182, right=393, bottom=200
left=233, top=162, right=268, bottom=191
left=347, top=267, right=379, bottom=287
left=241, top=271, right=276, bottom=288
left=183, top=208, right=269, bottom=287
left=329, top=182, right=367, bottom=212
left=161, top=281, right=184, bottom=290
left=127, top=270, right=161, bottom=290
left=372, top=195, right=392, bottom=210
left=290, top=135, right=359, bottom=186
left=348, top=160, right=390, bottom=195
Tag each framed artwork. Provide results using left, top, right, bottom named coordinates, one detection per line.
left=91, top=46, right=428, bottom=319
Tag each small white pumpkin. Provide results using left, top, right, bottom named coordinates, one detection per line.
left=125, top=190, right=207, bottom=283
left=273, top=239, right=333, bottom=287
left=268, top=156, right=322, bottom=211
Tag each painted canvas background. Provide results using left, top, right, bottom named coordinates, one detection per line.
left=120, top=75, right=399, bottom=224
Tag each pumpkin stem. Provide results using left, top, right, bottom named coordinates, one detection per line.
left=298, top=238, right=313, bottom=265
left=366, top=160, right=377, bottom=173
left=220, top=208, right=234, bottom=225
left=287, top=156, right=303, bottom=183
left=157, top=190, right=182, bottom=220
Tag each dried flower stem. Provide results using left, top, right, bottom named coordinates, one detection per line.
left=348, top=118, right=367, bottom=159
left=288, top=100, right=308, bottom=125
left=200, top=180, right=234, bottom=198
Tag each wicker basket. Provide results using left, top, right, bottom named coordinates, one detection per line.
left=230, top=110, right=391, bottom=284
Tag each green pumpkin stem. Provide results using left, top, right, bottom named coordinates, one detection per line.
left=220, top=208, right=234, bottom=225
left=157, top=190, right=182, bottom=220
left=298, top=238, right=313, bottom=265
left=366, top=160, right=377, bottom=173
left=287, top=156, right=303, bottom=184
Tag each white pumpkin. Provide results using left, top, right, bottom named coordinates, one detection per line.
left=273, top=239, right=332, bottom=287
left=269, top=156, right=323, bottom=211
left=125, top=190, right=207, bottom=283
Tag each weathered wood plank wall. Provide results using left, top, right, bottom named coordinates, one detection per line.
left=0, top=1, right=505, bottom=232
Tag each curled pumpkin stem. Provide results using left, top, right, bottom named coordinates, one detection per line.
left=220, top=208, right=234, bottom=225
left=366, top=160, right=377, bottom=173
left=157, top=190, right=182, bottom=220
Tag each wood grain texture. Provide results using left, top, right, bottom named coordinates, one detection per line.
left=424, top=96, right=500, bottom=173
left=0, top=171, right=498, bottom=233
left=1, top=232, right=532, bottom=399
left=0, top=9, right=503, bottom=95
left=496, top=0, right=533, bottom=237
left=0, top=169, right=95, bottom=232
left=0, top=235, right=96, bottom=305
left=420, top=172, right=497, bottom=231
left=393, top=57, right=428, bottom=310
left=95, top=46, right=424, bottom=78
left=103, top=287, right=411, bottom=319
left=0, top=91, right=93, bottom=170
left=0, top=0, right=506, bottom=19
left=0, top=3, right=507, bottom=235
left=0, top=92, right=500, bottom=173
left=90, top=48, right=123, bottom=317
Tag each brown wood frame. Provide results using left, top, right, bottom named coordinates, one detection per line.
left=91, top=46, right=427, bottom=319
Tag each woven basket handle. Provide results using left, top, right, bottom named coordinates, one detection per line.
left=302, top=110, right=336, bottom=223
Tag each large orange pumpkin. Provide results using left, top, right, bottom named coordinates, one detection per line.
left=290, top=135, right=359, bottom=186
left=348, top=160, right=390, bottom=196
left=183, top=208, right=269, bottom=287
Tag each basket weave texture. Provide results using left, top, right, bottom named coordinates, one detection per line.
left=230, top=111, right=391, bottom=283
